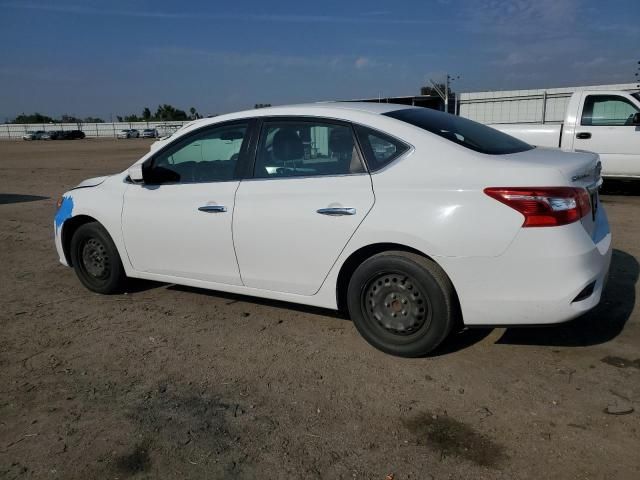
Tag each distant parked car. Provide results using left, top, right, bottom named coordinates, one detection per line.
left=63, top=130, right=86, bottom=140
left=141, top=128, right=158, bottom=138
left=40, top=132, right=52, bottom=140
left=117, top=129, right=140, bottom=139
left=22, top=130, right=46, bottom=140
left=46, top=131, right=66, bottom=140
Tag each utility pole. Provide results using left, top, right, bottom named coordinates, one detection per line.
left=445, top=74, right=461, bottom=114
left=429, top=73, right=460, bottom=113
left=445, top=77, right=449, bottom=113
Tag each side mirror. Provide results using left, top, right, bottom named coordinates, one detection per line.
left=128, top=163, right=144, bottom=183
left=632, top=112, right=640, bottom=126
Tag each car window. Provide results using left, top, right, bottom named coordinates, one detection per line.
left=384, top=108, right=533, bottom=155
left=581, top=95, right=640, bottom=126
left=354, top=125, right=409, bottom=171
left=145, top=123, right=248, bottom=184
left=254, top=120, right=365, bottom=178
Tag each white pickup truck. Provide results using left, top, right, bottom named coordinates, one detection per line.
left=460, top=87, right=640, bottom=179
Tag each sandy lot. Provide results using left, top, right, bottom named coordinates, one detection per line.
left=1, top=139, right=639, bottom=479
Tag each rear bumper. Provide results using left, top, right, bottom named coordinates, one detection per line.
left=439, top=207, right=612, bottom=326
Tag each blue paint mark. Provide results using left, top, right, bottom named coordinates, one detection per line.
left=54, top=195, right=74, bottom=231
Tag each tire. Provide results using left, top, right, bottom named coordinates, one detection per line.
left=347, top=251, right=458, bottom=357
left=70, top=222, right=126, bottom=294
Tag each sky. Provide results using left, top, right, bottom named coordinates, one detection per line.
left=0, top=0, right=638, bottom=120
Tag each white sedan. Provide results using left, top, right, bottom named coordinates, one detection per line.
left=117, top=129, right=140, bottom=139
left=53, top=103, right=611, bottom=357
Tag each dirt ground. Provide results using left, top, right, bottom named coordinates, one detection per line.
left=1, top=139, right=638, bottom=480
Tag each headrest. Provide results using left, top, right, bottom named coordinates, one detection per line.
left=329, top=128, right=354, bottom=155
left=273, top=128, right=304, bottom=161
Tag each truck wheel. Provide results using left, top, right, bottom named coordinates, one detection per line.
left=70, top=222, right=126, bottom=294
left=347, top=251, right=457, bottom=357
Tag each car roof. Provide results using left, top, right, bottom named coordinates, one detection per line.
left=244, top=101, right=414, bottom=116
left=183, top=102, right=419, bottom=132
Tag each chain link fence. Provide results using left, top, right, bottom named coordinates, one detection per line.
left=0, top=121, right=192, bottom=140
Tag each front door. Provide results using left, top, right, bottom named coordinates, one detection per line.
left=122, top=121, right=251, bottom=285
left=575, top=92, right=640, bottom=177
left=233, top=118, right=375, bottom=295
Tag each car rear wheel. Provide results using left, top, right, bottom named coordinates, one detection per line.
left=347, top=251, right=457, bottom=357
left=70, top=222, right=126, bottom=294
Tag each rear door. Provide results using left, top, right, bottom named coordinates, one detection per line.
left=575, top=92, right=640, bottom=177
left=232, top=117, right=374, bottom=295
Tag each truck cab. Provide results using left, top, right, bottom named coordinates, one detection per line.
left=562, top=90, right=640, bottom=179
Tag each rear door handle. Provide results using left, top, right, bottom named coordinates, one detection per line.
left=576, top=132, right=591, bottom=139
left=198, top=205, right=227, bottom=213
left=317, top=207, right=356, bottom=216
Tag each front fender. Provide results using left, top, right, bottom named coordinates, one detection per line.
left=53, top=176, right=132, bottom=273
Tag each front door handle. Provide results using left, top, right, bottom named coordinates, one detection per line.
left=198, top=205, right=227, bottom=213
left=576, top=132, right=592, bottom=139
left=317, top=207, right=356, bottom=216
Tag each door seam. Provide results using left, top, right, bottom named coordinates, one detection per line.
left=231, top=180, right=246, bottom=286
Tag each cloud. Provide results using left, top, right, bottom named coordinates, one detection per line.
left=492, top=51, right=551, bottom=66
left=572, top=56, right=606, bottom=69
left=1, top=1, right=449, bottom=26
left=354, top=57, right=371, bottom=69
left=146, top=48, right=389, bottom=72
left=463, top=0, right=580, bottom=36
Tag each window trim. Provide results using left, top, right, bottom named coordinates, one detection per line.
left=244, top=116, right=369, bottom=181
left=580, top=94, right=640, bottom=127
left=353, top=124, right=413, bottom=173
left=141, top=119, right=256, bottom=185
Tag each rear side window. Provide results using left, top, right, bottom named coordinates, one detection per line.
left=354, top=125, right=409, bottom=171
left=384, top=108, right=533, bottom=155
left=254, top=120, right=365, bottom=178
left=581, top=95, right=639, bottom=126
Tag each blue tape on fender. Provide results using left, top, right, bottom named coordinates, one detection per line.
left=54, top=196, right=74, bottom=231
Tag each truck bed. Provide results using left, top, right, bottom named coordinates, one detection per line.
left=490, top=123, right=563, bottom=149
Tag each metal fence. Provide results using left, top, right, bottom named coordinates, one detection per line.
left=0, top=121, right=192, bottom=140
left=459, top=82, right=639, bottom=125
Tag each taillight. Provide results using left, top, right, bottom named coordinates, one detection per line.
left=484, top=187, right=591, bottom=227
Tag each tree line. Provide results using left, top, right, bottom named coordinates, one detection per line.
left=10, top=104, right=202, bottom=124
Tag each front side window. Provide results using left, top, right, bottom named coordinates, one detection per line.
left=384, top=108, right=533, bottom=155
left=144, top=122, right=248, bottom=184
left=581, top=95, right=640, bottom=126
left=254, top=120, right=365, bottom=178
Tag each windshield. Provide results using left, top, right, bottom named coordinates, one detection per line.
left=384, top=108, right=534, bottom=155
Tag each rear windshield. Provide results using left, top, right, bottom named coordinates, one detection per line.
left=384, top=108, right=534, bottom=155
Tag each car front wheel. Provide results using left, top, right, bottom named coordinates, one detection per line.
left=347, top=251, right=458, bottom=357
left=70, top=222, right=126, bottom=294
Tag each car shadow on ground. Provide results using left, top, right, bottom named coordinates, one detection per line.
left=495, top=249, right=638, bottom=347
left=125, top=249, right=637, bottom=354
left=165, top=284, right=348, bottom=320
left=0, top=193, right=49, bottom=205
left=600, top=180, right=640, bottom=196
